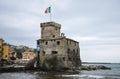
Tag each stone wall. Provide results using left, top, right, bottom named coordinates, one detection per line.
left=37, top=21, right=81, bottom=69
left=41, top=22, right=61, bottom=39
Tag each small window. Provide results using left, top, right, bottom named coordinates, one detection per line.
left=57, top=41, right=60, bottom=45
left=63, top=57, right=65, bottom=61
left=68, top=57, right=72, bottom=61
left=52, top=51, right=58, bottom=54
left=73, top=49, right=75, bottom=53
left=46, top=41, right=48, bottom=45
left=53, top=35, right=55, bottom=38
left=68, top=48, right=70, bottom=54
left=5, top=55, right=7, bottom=58
left=43, top=51, right=46, bottom=56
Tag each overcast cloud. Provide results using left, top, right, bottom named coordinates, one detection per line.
left=0, top=0, right=120, bottom=63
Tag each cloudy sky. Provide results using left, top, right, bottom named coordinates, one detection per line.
left=0, top=0, right=120, bottom=63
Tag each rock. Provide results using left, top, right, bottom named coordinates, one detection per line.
left=98, top=65, right=111, bottom=70
left=81, top=65, right=111, bottom=71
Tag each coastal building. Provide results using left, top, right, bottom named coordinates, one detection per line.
left=2, top=44, right=15, bottom=61
left=0, top=38, right=4, bottom=61
left=2, top=45, right=10, bottom=61
left=22, top=51, right=36, bottom=61
left=0, top=38, right=16, bottom=61
left=21, top=51, right=36, bottom=65
left=9, top=48, right=17, bottom=61
left=37, top=22, right=81, bottom=69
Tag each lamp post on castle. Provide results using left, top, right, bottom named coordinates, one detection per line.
left=36, top=45, right=40, bottom=68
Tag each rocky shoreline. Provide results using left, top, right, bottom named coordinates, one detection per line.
left=0, top=65, right=111, bottom=73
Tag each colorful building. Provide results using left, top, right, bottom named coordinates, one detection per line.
left=2, top=45, right=10, bottom=61
left=22, top=51, right=36, bottom=61
left=0, top=38, right=16, bottom=61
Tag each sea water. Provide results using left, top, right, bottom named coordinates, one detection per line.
left=0, top=63, right=120, bottom=79
left=81, top=63, right=120, bottom=79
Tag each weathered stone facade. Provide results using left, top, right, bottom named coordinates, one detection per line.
left=0, top=38, right=4, bottom=61
left=37, top=22, right=81, bottom=69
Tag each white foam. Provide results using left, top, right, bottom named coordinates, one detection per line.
left=61, top=74, right=87, bottom=78
left=88, top=75, right=105, bottom=79
left=60, top=74, right=105, bottom=79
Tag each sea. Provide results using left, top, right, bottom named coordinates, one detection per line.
left=0, top=63, right=120, bottom=79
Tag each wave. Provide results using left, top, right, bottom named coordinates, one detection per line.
left=60, top=74, right=120, bottom=79
left=60, top=74, right=105, bottom=79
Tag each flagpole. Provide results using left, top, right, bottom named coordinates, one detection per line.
left=50, top=11, right=51, bottom=21
left=50, top=6, right=52, bottom=21
left=45, top=6, right=52, bottom=21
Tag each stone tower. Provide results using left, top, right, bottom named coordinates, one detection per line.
left=41, top=22, right=61, bottom=39
left=37, top=21, right=81, bottom=69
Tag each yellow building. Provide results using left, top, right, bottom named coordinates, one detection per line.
left=2, top=44, right=17, bottom=61
left=2, top=45, right=10, bottom=61
left=0, top=38, right=17, bottom=62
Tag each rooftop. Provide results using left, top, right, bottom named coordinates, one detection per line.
left=40, top=21, right=61, bottom=28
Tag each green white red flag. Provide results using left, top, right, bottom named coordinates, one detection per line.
left=45, top=7, right=51, bottom=14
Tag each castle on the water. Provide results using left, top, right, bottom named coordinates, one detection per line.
left=37, top=21, right=81, bottom=69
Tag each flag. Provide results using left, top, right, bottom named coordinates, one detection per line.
left=45, top=7, right=51, bottom=14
